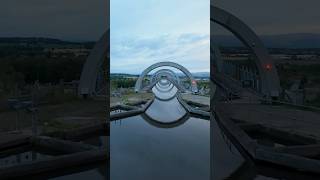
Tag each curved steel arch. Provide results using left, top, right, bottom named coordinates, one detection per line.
left=143, top=76, right=185, bottom=93
left=151, top=69, right=180, bottom=85
left=135, top=61, right=198, bottom=93
left=211, top=6, right=280, bottom=98
left=155, top=83, right=175, bottom=93
left=78, top=30, right=109, bottom=96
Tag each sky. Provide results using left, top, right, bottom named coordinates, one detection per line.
left=0, top=0, right=318, bottom=39
left=0, top=0, right=318, bottom=66
left=0, top=0, right=107, bottom=41
left=110, top=0, right=210, bottom=74
left=212, top=0, right=320, bottom=35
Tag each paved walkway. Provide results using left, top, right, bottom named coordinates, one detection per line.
left=216, top=102, right=320, bottom=141
left=181, top=94, right=210, bottom=106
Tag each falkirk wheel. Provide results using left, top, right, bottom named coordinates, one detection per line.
left=134, top=62, right=198, bottom=101
left=134, top=61, right=198, bottom=94
left=78, top=6, right=280, bottom=99
left=78, top=30, right=109, bottom=97
left=211, top=6, right=281, bottom=99
left=134, top=64, right=201, bottom=123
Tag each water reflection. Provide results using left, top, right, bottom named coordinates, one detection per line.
left=141, top=112, right=189, bottom=129
left=145, top=97, right=187, bottom=123
left=49, top=164, right=108, bottom=180
left=111, top=115, right=210, bottom=180
left=83, top=135, right=109, bottom=149
left=0, top=149, right=53, bottom=168
left=0, top=146, right=109, bottom=179
left=23, top=162, right=109, bottom=180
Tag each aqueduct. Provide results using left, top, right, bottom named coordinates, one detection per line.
left=132, top=61, right=202, bottom=122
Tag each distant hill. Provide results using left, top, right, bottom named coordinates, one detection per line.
left=191, top=72, right=210, bottom=78
left=213, top=33, right=320, bottom=49
left=111, top=73, right=139, bottom=77
left=0, top=37, right=70, bottom=44
left=111, top=72, right=210, bottom=78
left=0, top=37, right=95, bottom=47
left=3, top=34, right=319, bottom=49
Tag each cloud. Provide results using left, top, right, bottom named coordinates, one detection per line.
left=110, top=0, right=209, bottom=74
left=111, top=33, right=210, bottom=74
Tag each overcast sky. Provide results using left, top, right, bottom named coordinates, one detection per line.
left=0, top=0, right=108, bottom=41
left=212, top=0, right=320, bottom=35
left=1, top=0, right=318, bottom=71
left=1, top=1, right=318, bottom=39
left=110, top=0, right=210, bottom=74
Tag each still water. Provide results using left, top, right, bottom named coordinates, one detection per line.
left=47, top=136, right=109, bottom=180
left=0, top=145, right=108, bottom=179
left=0, top=148, right=54, bottom=168
left=111, top=115, right=210, bottom=180
left=47, top=116, right=318, bottom=180
left=145, top=98, right=187, bottom=122
left=49, top=165, right=108, bottom=180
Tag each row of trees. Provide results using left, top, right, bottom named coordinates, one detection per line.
left=0, top=56, right=86, bottom=94
left=1, top=56, right=85, bottom=83
left=110, top=78, right=137, bottom=89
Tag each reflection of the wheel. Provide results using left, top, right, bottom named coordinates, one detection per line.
left=141, top=112, right=190, bottom=129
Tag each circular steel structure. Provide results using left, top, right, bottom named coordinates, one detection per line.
left=135, top=61, right=198, bottom=93
left=78, top=30, right=109, bottom=96
left=211, top=6, right=281, bottom=98
left=150, top=69, right=180, bottom=85
left=78, top=6, right=280, bottom=99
